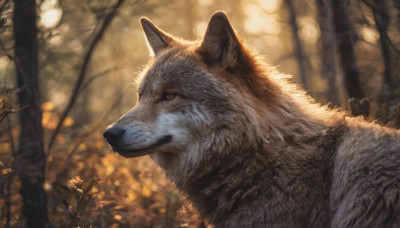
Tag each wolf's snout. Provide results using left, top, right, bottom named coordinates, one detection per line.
left=103, top=127, right=126, bottom=148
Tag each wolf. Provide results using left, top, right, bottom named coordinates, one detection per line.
left=103, top=11, right=400, bottom=227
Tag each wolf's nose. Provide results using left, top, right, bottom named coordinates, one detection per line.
left=103, top=127, right=126, bottom=147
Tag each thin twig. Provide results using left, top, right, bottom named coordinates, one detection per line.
left=47, top=0, right=125, bottom=154
left=62, top=198, right=79, bottom=227
left=0, top=105, right=29, bottom=123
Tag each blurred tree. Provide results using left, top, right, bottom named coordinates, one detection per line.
left=372, top=0, right=393, bottom=89
left=14, top=0, right=47, bottom=227
left=331, top=0, right=364, bottom=99
left=361, top=0, right=394, bottom=121
left=284, top=0, right=310, bottom=89
left=316, top=0, right=340, bottom=106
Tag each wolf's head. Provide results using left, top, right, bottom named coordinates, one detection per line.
left=104, top=12, right=281, bottom=181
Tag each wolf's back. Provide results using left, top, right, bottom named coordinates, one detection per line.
left=330, top=120, right=400, bottom=227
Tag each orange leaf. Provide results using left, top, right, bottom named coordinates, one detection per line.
left=63, top=116, right=74, bottom=127
left=41, top=101, right=54, bottom=112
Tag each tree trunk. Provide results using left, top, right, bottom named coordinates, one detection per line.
left=14, top=0, right=47, bottom=227
left=374, top=0, right=393, bottom=89
left=331, top=0, right=364, bottom=99
left=393, top=0, right=400, bottom=32
left=316, top=0, right=340, bottom=106
left=284, top=0, right=310, bottom=90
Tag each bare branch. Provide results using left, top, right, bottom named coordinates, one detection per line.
left=47, top=0, right=125, bottom=153
left=0, top=104, right=29, bottom=123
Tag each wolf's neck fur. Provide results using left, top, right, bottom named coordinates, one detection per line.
left=175, top=81, right=347, bottom=227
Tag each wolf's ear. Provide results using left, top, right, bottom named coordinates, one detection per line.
left=140, top=18, right=174, bottom=56
left=198, top=11, right=241, bottom=67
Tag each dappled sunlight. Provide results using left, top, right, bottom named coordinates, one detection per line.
left=42, top=101, right=55, bottom=112
left=40, top=0, right=62, bottom=28
left=257, top=0, right=281, bottom=12
left=47, top=86, right=69, bottom=107
left=0, top=56, right=9, bottom=69
left=197, top=0, right=214, bottom=7
left=244, top=4, right=281, bottom=35
left=68, top=39, right=83, bottom=52
left=195, top=22, right=208, bottom=38
left=361, top=26, right=379, bottom=43
left=299, top=17, right=320, bottom=44
left=40, top=9, right=62, bottom=28
left=49, top=35, right=62, bottom=46
left=41, top=101, right=74, bottom=129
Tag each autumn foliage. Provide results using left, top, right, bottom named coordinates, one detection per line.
left=0, top=100, right=202, bottom=227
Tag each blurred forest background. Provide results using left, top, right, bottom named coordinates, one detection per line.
left=0, top=0, right=400, bottom=227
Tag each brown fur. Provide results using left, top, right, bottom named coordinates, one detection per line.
left=104, top=11, right=400, bottom=227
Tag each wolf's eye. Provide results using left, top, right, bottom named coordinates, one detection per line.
left=161, top=93, right=176, bottom=101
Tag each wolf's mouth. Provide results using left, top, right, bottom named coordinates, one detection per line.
left=114, top=135, right=172, bottom=158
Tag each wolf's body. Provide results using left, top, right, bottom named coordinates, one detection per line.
left=104, top=12, right=400, bottom=227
